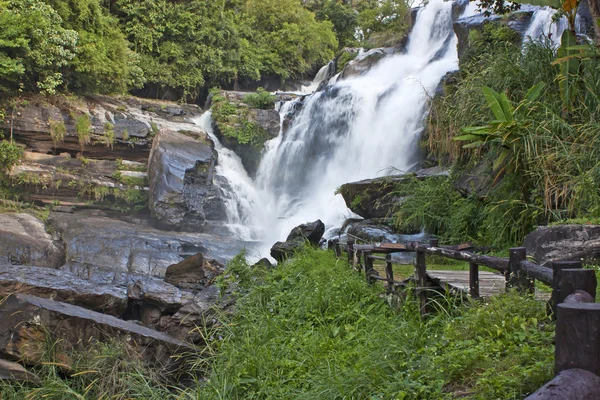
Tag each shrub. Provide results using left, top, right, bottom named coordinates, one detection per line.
left=0, top=140, right=23, bottom=172
left=243, top=87, right=275, bottom=109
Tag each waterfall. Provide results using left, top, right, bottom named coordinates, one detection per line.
left=193, top=112, right=266, bottom=242
left=298, top=60, right=336, bottom=94
left=523, top=7, right=569, bottom=47
left=251, top=0, right=471, bottom=253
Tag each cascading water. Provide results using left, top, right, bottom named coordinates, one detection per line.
left=193, top=112, right=266, bottom=242
left=523, top=7, right=569, bottom=47
left=253, top=0, right=472, bottom=252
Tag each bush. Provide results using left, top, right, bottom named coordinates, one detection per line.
left=243, top=87, right=275, bottom=109
left=0, top=140, right=23, bottom=173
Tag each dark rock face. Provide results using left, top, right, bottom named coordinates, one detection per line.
left=148, top=129, right=227, bottom=231
left=164, top=253, right=225, bottom=292
left=524, top=225, right=600, bottom=266
left=270, top=220, right=325, bottom=261
left=339, top=168, right=448, bottom=220
left=454, top=161, right=494, bottom=198
left=0, top=213, right=65, bottom=268
left=48, top=210, right=249, bottom=277
left=0, top=294, right=193, bottom=370
left=339, top=48, right=393, bottom=80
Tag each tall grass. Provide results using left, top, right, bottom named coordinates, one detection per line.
left=196, top=248, right=553, bottom=399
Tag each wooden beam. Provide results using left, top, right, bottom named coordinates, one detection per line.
left=469, top=262, right=479, bottom=298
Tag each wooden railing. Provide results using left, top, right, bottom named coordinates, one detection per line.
left=328, top=236, right=600, bottom=397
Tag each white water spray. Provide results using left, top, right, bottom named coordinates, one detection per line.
left=523, top=7, right=569, bottom=47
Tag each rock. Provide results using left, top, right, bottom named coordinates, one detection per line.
left=210, top=90, right=282, bottom=177
left=164, top=253, right=225, bottom=292
left=346, top=220, right=405, bottom=243
left=339, top=167, right=449, bottom=220
left=339, top=48, right=392, bottom=80
left=454, top=161, right=494, bottom=198
left=0, top=359, right=39, bottom=383
left=270, top=220, right=325, bottom=262
left=253, top=258, right=274, bottom=269
left=0, top=294, right=194, bottom=370
left=157, top=285, right=226, bottom=342
left=524, top=225, right=600, bottom=266
left=148, top=129, right=227, bottom=231
left=0, top=263, right=128, bottom=316
left=0, top=213, right=65, bottom=268
left=526, top=369, right=600, bottom=399
left=48, top=209, right=249, bottom=277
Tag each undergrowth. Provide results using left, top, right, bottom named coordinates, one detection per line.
left=198, top=247, right=554, bottom=399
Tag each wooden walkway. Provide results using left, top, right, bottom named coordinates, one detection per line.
left=427, top=270, right=551, bottom=300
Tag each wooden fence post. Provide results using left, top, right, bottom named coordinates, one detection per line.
left=385, top=254, right=394, bottom=292
left=429, top=238, right=439, bottom=247
left=334, top=239, right=341, bottom=258
left=347, top=238, right=355, bottom=264
left=364, top=251, right=374, bottom=284
left=508, top=247, right=533, bottom=293
left=354, top=250, right=363, bottom=272
left=469, top=262, right=480, bottom=299
left=549, top=261, right=583, bottom=317
left=415, top=248, right=427, bottom=315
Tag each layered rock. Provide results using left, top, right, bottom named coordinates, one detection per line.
left=270, top=220, right=325, bottom=262
left=0, top=213, right=65, bottom=268
left=524, top=225, right=600, bottom=266
left=148, top=129, right=227, bottom=230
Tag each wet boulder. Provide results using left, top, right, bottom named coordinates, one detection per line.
left=0, top=294, right=194, bottom=371
left=164, top=253, right=225, bottom=292
left=0, top=359, right=39, bottom=383
left=270, top=220, right=325, bottom=262
left=0, top=213, right=65, bottom=268
left=48, top=209, right=247, bottom=278
left=524, top=225, right=600, bottom=266
left=346, top=220, right=405, bottom=243
left=148, top=129, right=228, bottom=231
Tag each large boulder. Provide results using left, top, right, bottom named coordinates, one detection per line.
left=164, top=253, right=225, bottom=292
left=524, top=225, right=600, bottom=266
left=346, top=219, right=405, bottom=243
left=0, top=213, right=65, bottom=268
left=0, top=294, right=193, bottom=371
left=0, top=359, right=39, bottom=383
left=210, top=90, right=282, bottom=177
left=454, top=161, right=494, bottom=198
left=270, top=220, right=325, bottom=262
left=148, top=129, right=227, bottom=231
left=338, top=168, right=449, bottom=220
left=48, top=209, right=250, bottom=277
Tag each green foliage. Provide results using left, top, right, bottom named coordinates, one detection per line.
left=211, top=92, right=270, bottom=148
left=75, top=114, right=91, bottom=150
left=102, top=122, right=115, bottom=149
left=198, top=248, right=553, bottom=399
left=0, top=0, right=77, bottom=94
left=0, top=139, right=23, bottom=172
left=242, top=87, right=275, bottom=109
left=48, top=119, right=66, bottom=147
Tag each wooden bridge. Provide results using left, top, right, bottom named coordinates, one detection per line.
left=328, top=236, right=600, bottom=398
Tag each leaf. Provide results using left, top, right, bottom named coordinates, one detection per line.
left=524, top=82, right=545, bottom=103
left=493, top=149, right=511, bottom=171
left=506, top=0, right=562, bottom=8
left=499, top=92, right=515, bottom=123
left=462, top=126, right=491, bottom=134
left=453, top=134, right=485, bottom=141
left=462, top=141, right=486, bottom=149
left=482, top=86, right=509, bottom=122
left=562, top=0, right=578, bottom=13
